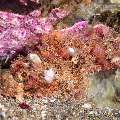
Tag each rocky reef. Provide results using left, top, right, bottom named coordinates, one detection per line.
left=1, top=18, right=120, bottom=104
left=0, top=1, right=120, bottom=117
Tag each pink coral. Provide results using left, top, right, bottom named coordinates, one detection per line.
left=93, top=24, right=111, bottom=38
left=0, top=8, right=69, bottom=59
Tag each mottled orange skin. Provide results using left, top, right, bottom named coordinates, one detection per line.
left=82, top=0, right=92, bottom=5
left=57, top=48, right=71, bottom=60
left=90, top=42, right=112, bottom=70
left=1, top=26, right=120, bottom=99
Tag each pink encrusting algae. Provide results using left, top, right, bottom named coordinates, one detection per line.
left=0, top=8, right=69, bottom=59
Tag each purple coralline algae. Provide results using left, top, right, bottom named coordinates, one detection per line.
left=0, top=8, right=69, bottom=59
left=61, top=21, right=89, bottom=39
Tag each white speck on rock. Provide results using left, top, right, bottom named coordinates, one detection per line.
left=29, top=53, right=41, bottom=64
left=68, top=47, right=75, bottom=56
left=44, top=68, right=55, bottom=83
left=82, top=103, right=92, bottom=109
left=89, top=111, right=94, bottom=115
left=42, top=98, right=48, bottom=104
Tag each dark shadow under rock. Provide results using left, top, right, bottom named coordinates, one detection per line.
left=0, top=0, right=41, bottom=14
left=89, top=10, right=120, bottom=33
left=0, top=47, right=28, bottom=69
